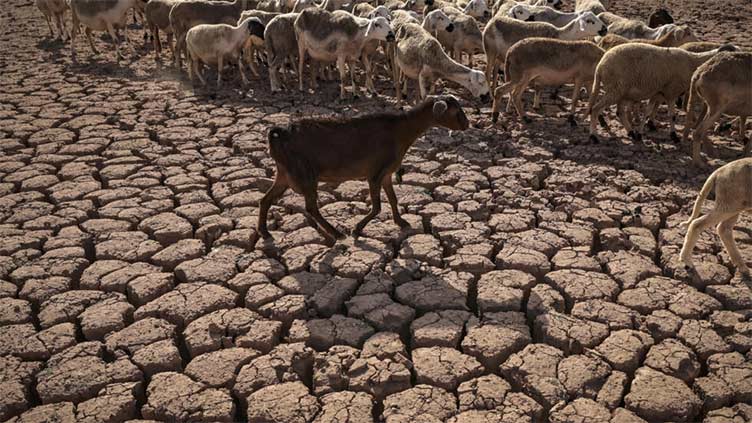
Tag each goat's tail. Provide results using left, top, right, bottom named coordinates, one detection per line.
left=679, top=170, right=716, bottom=229
left=267, top=126, right=291, bottom=164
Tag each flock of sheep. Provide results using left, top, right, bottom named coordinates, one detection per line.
left=34, top=0, right=751, bottom=275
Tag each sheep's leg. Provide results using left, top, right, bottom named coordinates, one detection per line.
left=362, top=54, right=376, bottom=95
left=679, top=211, right=731, bottom=268
left=105, top=22, right=122, bottom=61
left=717, top=213, right=750, bottom=276
left=485, top=53, right=497, bottom=91
left=336, top=57, right=348, bottom=99
left=589, top=94, right=617, bottom=142
left=348, top=60, right=358, bottom=97
left=247, top=45, right=261, bottom=77
left=382, top=175, right=409, bottom=228
left=418, top=71, right=430, bottom=100
left=667, top=101, right=679, bottom=142
left=737, top=116, right=747, bottom=146
left=353, top=178, right=383, bottom=238
left=151, top=26, right=160, bottom=58
left=194, top=59, right=207, bottom=86
left=692, top=108, right=724, bottom=164
left=393, top=62, right=402, bottom=102
left=617, top=103, right=637, bottom=140
left=532, top=89, right=541, bottom=110
left=297, top=45, right=306, bottom=91
left=70, top=14, right=79, bottom=58
left=217, top=56, right=223, bottom=88
left=174, top=34, right=185, bottom=68
left=257, top=176, right=289, bottom=239
left=268, top=54, right=280, bottom=91
left=53, top=14, right=63, bottom=40
left=238, top=52, right=249, bottom=86
left=43, top=15, right=54, bottom=38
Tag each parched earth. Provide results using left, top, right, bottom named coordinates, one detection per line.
left=1, top=0, right=751, bottom=422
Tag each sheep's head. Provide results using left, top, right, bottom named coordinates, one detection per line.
left=463, top=0, right=490, bottom=20
left=244, top=17, right=266, bottom=46
left=365, top=17, right=395, bottom=42
left=671, top=25, right=698, bottom=45
left=465, top=70, right=491, bottom=103
left=368, top=5, right=391, bottom=21
left=508, top=5, right=535, bottom=22
left=292, top=0, right=316, bottom=12
left=423, top=9, right=454, bottom=33
left=429, top=95, right=469, bottom=130
left=577, top=12, right=607, bottom=37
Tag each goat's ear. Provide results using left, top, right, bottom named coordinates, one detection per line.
left=433, top=100, right=448, bottom=117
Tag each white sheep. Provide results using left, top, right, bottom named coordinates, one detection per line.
left=508, top=3, right=582, bottom=27
left=683, top=52, right=751, bottom=164
left=69, top=0, right=141, bottom=61
left=483, top=12, right=608, bottom=91
left=393, top=22, right=490, bottom=102
left=607, top=21, right=680, bottom=40
left=265, top=13, right=301, bottom=91
left=185, top=17, right=266, bottom=87
left=492, top=38, right=605, bottom=124
left=493, top=0, right=561, bottom=18
left=574, top=0, right=609, bottom=15
left=36, top=0, right=69, bottom=40
left=295, top=8, right=395, bottom=99
left=436, top=13, right=483, bottom=67
left=679, top=157, right=752, bottom=277
left=587, top=43, right=738, bottom=143
left=460, top=0, right=490, bottom=20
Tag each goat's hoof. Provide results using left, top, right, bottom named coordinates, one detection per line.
left=598, top=115, right=608, bottom=129
left=589, top=134, right=600, bottom=144
left=567, top=115, right=577, bottom=127
left=670, top=131, right=680, bottom=143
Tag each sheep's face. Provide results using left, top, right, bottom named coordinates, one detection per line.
left=424, top=10, right=454, bottom=33
left=466, top=70, right=491, bottom=103
left=432, top=96, right=470, bottom=130
left=368, top=5, right=391, bottom=21
left=463, top=0, right=490, bottom=20
left=577, top=12, right=607, bottom=37
left=509, top=5, right=534, bottom=22
left=365, top=17, right=395, bottom=42
left=672, top=25, right=698, bottom=45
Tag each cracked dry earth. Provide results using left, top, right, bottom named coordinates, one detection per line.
left=1, top=0, right=752, bottom=422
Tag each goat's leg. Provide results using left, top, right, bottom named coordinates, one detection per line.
left=302, top=187, right=344, bottom=242
left=353, top=178, right=383, bottom=237
left=679, top=211, right=730, bottom=268
left=382, top=175, right=409, bottom=228
left=257, top=176, right=289, bottom=239
left=717, top=213, right=750, bottom=276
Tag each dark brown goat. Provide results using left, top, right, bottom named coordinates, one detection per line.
left=254, top=95, right=469, bottom=245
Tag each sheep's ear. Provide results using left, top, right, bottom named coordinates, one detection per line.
left=433, top=100, right=448, bottom=117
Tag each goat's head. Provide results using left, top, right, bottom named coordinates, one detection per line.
left=508, top=5, right=535, bottom=22
left=463, top=0, right=490, bottom=20
left=244, top=17, right=266, bottom=45
left=577, top=12, right=607, bottom=37
left=368, top=5, right=392, bottom=21
left=429, top=95, right=469, bottom=130
left=424, top=9, right=454, bottom=33
left=365, top=17, right=395, bottom=42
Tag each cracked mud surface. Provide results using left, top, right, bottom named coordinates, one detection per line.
left=1, top=0, right=751, bottom=422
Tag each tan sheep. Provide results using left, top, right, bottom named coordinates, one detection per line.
left=597, top=27, right=697, bottom=51
left=607, top=21, right=693, bottom=41
left=36, top=0, right=69, bottom=40
left=265, top=13, right=301, bottom=91
left=575, top=0, right=609, bottom=15
left=145, top=0, right=183, bottom=61
left=436, top=13, right=483, bottom=67
left=679, top=157, right=752, bottom=277
left=483, top=12, right=607, bottom=92
left=683, top=52, right=751, bottom=164
left=492, top=38, right=604, bottom=124
left=587, top=43, right=737, bottom=143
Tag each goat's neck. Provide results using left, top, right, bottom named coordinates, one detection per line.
left=396, top=103, right=436, bottom=153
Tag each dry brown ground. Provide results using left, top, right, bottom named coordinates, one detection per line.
left=0, top=0, right=751, bottom=422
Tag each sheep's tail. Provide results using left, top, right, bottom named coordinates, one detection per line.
left=588, top=67, right=602, bottom=115
left=680, top=171, right=716, bottom=229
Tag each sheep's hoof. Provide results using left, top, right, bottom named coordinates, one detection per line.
left=567, top=115, right=577, bottom=127
left=646, top=120, right=657, bottom=132
left=589, top=134, right=600, bottom=144
left=670, top=131, right=680, bottom=143
left=598, top=115, right=608, bottom=129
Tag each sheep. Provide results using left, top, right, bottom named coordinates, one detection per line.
left=393, top=22, right=490, bottom=102
left=492, top=38, right=605, bottom=124
left=170, top=0, right=252, bottom=69
left=319, top=0, right=350, bottom=11
left=354, top=4, right=394, bottom=94
left=587, top=43, right=737, bottom=143
left=185, top=17, right=266, bottom=87
left=648, top=7, right=673, bottom=28
left=508, top=3, right=582, bottom=27
left=436, top=14, right=483, bottom=67
left=483, top=12, right=608, bottom=92
left=353, top=3, right=391, bottom=19
left=459, top=0, right=490, bottom=20
left=683, top=52, right=751, bottom=164
left=145, top=0, right=183, bottom=61
left=295, top=8, right=395, bottom=99
left=36, top=0, right=69, bottom=40
left=254, top=95, right=470, bottom=245
left=69, top=0, right=141, bottom=61
left=607, top=21, right=687, bottom=41
left=679, top=157, right=752, bottom=277
left=574, top=0, right=608, bottom=15
left=494, top=0, right=562, bottom=17
left=238, top=10, right=283, bottom=76
left=597, top=27, right=699, bottom=51
left=266, top=13, right=301, bottom=91
left=595, top=11, right=626, bottom=26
